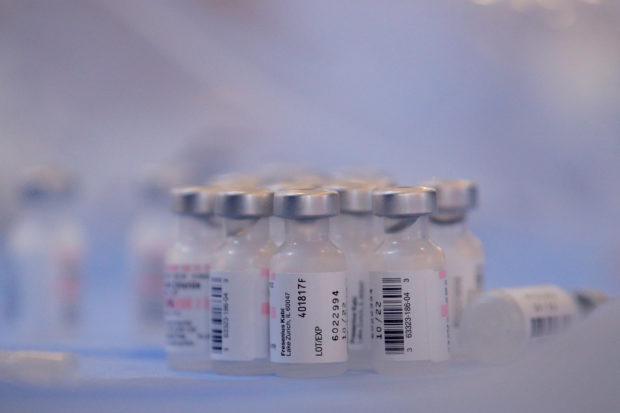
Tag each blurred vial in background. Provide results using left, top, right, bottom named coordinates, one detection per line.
left=6, top=166, right=85, bottom=344
left=255, top=163, right=320, bottom=187
left=459, top=285, right=608, bottom=364
left=425, top=179, right=484, bottom=356
left=327, top=183, right=378, bottom=370
left=164, top=186, right=220, bottom=371
left=206, top=172, right=261, bottom=190
left=269, top=189, right=348, bottom=377
left=370, top=187, right=449, bottom=375
left=210, top=189, right=275, bottom=375
left=330, top=166, right=394, bottom=188
left=128, top=165, right=187, bottom=343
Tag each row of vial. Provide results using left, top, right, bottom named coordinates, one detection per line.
left=2, top=167, right=602, bottom=370
left=163, top=180, right=601, bottom=376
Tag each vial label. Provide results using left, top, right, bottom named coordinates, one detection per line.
left=53, top=248, right=83, bottom=327
left=269, top=272, right=347, bottom=364
left=348, top=278, right=366, bottom=350
left=164, top=264, right=210, bottom=352
left=502, top=285, right=577, bottom=339
left=210, top=269, right=270, bottom=361
left=448, top=259, right=484, bottom=330
left=137, top=248, right=166, bottom=325
left=370, top=270, right=449, bottom=362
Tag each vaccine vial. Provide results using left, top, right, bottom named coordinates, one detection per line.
left=426, top=179, right=484, bottom=354
left=459, top=285, right=582, bottom=363
left=328, top=183, right=377, bottom=370
left=269, top=189, right=347, bottom=377
left=370, top=187, right=449, bottom=375
left=7, top=166, right=85, bottom=343
left=128, top=173, right=177, bottom=341
left=164, top=186, right=220, bottom=371
left=210, top=189, right=275, bottom=375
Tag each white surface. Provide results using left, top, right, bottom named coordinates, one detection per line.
left=1, top=298, right=618, bottom=413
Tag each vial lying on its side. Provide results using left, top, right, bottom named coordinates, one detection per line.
left=459, top=284, right=602, bottom=364
left=210, top=189, right=275, bottom=375
left=328, top=183, right=378, bottom=370
left=425, top=179, right=484, bottom=354
left=370, top=187, right=449, bottom=375
left=269, top=189, right=348, bottom=377
left=164, top=186, right=220, bottom=371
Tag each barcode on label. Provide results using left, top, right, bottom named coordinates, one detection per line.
left=530, top=315, right=572, bottom=338
left=382, top=277, right=405, bottom=355
left=211, top=278, right=223, bottom=353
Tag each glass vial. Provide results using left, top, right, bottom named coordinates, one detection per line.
left=328, top=183, right=378, bottom=370
left=210, top=189, right=275, bottom=375
left=7, top=166, right=85, bottom=344
left=128, top=180, right=174, bottom=342
left=269, top=189, right=347, bottom=377
left=164, top=186, right=220, bottom=371
left=459, top=285, right=586, bottom=364
left=370, top=187, right=448, bottom=375
left=426, top=179, right=484, bottom=355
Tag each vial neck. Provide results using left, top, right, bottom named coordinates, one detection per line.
left=24, top=198, right=66, bottom=216
left=383, top=215, right=429, bottom=242
left=223, top=217, right=270, bottom=243
left=338, top=213, right=375, bottom=239
left=429, top=216, right=469, bottom=237
left=285, top=217, right=331, bottom=242
left=175, top=214, right=212, bottom=245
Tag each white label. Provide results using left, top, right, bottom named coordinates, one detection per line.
left=269, top=272, right=347, bottom=364
left=448, top=258, right=484, bottom=331
left=370, top=270, right=449, bottom=362
left=210, top=268, right=270, bottom=361
left=164, top=263, right=210, bottom=353
left=348, top=278, right=366, bottom=350
left=137, top=248, right=166, bottom=325
left=502, top=285, right=577, bottom=340
left=52, top=247, right=83, bottom=328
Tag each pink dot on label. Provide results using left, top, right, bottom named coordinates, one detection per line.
left=270, top=306, right=276, bottom=319
left=441, top=304, right=448, bottom=317
left=261, top=302, right=269, bottom=315
left=439, top=270, right=447, bottom=279
left=270, top=272, right=276, bottom=281
left=261, top=268, right=270, bottom=278
left=181, top=264, right=191, bottom=272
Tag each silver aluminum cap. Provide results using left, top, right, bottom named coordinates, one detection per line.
left=325, top=182, right=375, bottom=214
left=424, top=179, right=477, bottom=212
left=373, top=186, right=436, bottom=217
left=215, top=188, right=274, bottom=218
left=170, top=186, right=217, bottom=215
left=274, top=188, right=340, bottom=219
